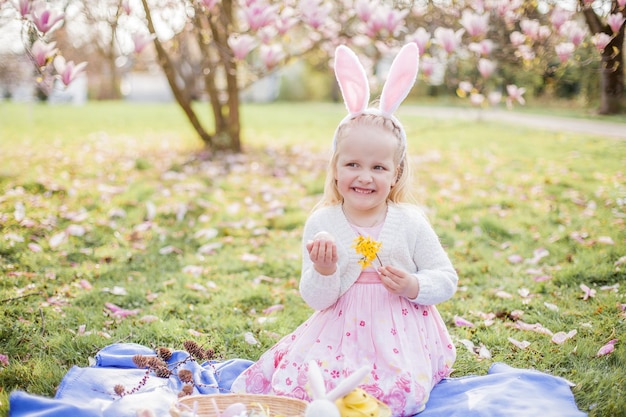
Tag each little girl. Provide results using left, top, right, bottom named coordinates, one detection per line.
left=231, top=44, right=457, bottom=416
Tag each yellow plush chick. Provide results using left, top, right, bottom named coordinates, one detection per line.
left=335, top=388, right=391, bottom=417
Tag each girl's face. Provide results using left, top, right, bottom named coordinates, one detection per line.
left=335, top=125, right=399, bottom=216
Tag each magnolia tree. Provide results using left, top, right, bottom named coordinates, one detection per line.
left=5, top=0, right=626, bottom=151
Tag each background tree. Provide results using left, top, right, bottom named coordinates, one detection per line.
left=6, top=0, right=625, bottom=152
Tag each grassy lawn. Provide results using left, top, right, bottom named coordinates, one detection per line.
left=0, top=101, right=624, bottom=416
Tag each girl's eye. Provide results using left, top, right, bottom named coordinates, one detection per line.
left=374, top=165, right=386, bottom=170
left=347, top=163, right=358, bottom=168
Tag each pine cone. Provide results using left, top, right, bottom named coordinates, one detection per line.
left=183, top=340, right=205, bottom=359
left=178, top=369, right=194, bottom=384
left=132, top=355, right=149, bottom=369
left=155, top=366, right=172, bottom=378
left=204, top=348, right=216, bottom=360
left=156, top=347, right=173, bottom=361
left=146, top=357, right=167, bottom=369
left=179, top=384, right=193, bottom=397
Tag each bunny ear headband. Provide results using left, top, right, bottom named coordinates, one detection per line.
left=333, top=43, right=420, bottom=150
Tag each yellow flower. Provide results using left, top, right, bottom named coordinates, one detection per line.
left=352, top=235, right=382, bottom=269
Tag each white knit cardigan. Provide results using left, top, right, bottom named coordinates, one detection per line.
left=299, top=203, right=458, bottom=311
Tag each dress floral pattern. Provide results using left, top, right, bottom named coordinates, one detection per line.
left=230, top=223, right=455, bottom=416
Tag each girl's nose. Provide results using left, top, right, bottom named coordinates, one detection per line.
left=358, top=171, right=373, bottom=183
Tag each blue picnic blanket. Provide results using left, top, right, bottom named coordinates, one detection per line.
left=9, top=343, right=586, bottom=417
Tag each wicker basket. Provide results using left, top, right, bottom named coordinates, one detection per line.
left=177, top=393, right=308, bottom=417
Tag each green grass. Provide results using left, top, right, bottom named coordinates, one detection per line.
left=1, top=101, right=625, bottom=416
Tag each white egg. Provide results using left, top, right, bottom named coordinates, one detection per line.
left=313, top=231, right=335, bottom=242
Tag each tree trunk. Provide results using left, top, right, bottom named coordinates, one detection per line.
left=598, top=30, right=624, bottom=114
left=580, top=1, right=624, bottom=115
left=203, top=0, right=242, bottom=152
left=141, top=0, right=214, bottom=147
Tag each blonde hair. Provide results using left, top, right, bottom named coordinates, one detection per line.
left=314, top=113, right=413, bottom=209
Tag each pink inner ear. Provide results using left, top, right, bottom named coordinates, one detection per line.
left=379, top=43, right=419, bottom=115
left=335, top=46, right=370, bottom=114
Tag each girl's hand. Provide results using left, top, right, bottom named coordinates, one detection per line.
left=378, top=265, right=419, bottom=299
left=306, top=231, right=338, bottom=275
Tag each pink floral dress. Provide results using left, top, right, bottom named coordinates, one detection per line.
left=230, top=223, right=455, bottom=416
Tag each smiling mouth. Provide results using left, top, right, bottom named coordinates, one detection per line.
left=353, top=187, right=374, bottom=194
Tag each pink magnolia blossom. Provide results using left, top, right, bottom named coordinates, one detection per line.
left=550, top=6, right=572, bottom=31
left=592, top=32, right=611, bottom=51
left=538, top=25, right=551, bottom=39
left=420, top=56, right=436, bottom=78
left=259, top=44, right=285, bottom=70
left=434, top=27, right=464, bottom=54
left=275, top=10, right=297, bottom=35
left=257, top=26, right=277, bottom=45
left=469, top=39, right=495, bottom=56
left=555, top=42, right=575, bottom=63
left=607, top=12, right=625, bottom=34
left=406, top=27, right=430, bottom=56
left=355, top=0, right=375, bottom=22
left=31, top=39, right=57, bottom=68
left=382, top=8, right=408, bottom=35
left=478, top=58, right=496, bottom=78
left=299, top=0, right=332, bottom=30
left=619, top=0, right=626, bottom=8
left=510, top=31, right=525, bottom=47
left=560, top=21, right=587, bottom=46
left=242, top=1, right=278, bottom=31
left=580, top=283, right=596, bottom=300
left=366, top=12, right=385, bottom=36
left=17, top=0, right=31, bottom=17
left=228, top=34, right=257, bottom=60
left=31, top=1, right=64, bottom=34
left=132, top=32, right=153, bottom=54
left=506, top=84, right=526, bottom=108
left=596, top=339, right=618, bottom=357
left=121, top=0, right=131, bottom=15
left=459, top=10, right=489, bottom=38
left=520, top=19, right=540, bottom=40
left=53, top=56, right=87, bottom=86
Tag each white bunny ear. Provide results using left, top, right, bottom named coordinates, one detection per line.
left=325, top=365, right=371, bottom=402
left=307, top=361, right=327, bottom=400
left=334, top=45, right=370, bottom=115
left=379, top=43, right=419, bottom=116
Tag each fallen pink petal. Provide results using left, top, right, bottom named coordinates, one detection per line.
left=0, top=353, right=8, bottom=366
left=454, top=315, right=475, bottom=327
left=104, top=302, right=139, bottom=318
left=551, top=330, right=577, bottom=345
left=508, top=337, right=531, bottom=350
left=596, top=339, right=618, bottom=357
left=507, top=254, right=524, bottom=264
left=580, top=284, right=596, bottom=300
left=515, top=321, right=553, bottom=336
left=262, top=304, right=284, bottom=315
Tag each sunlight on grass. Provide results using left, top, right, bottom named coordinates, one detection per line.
left=0, top=101, right=624, bottom=416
